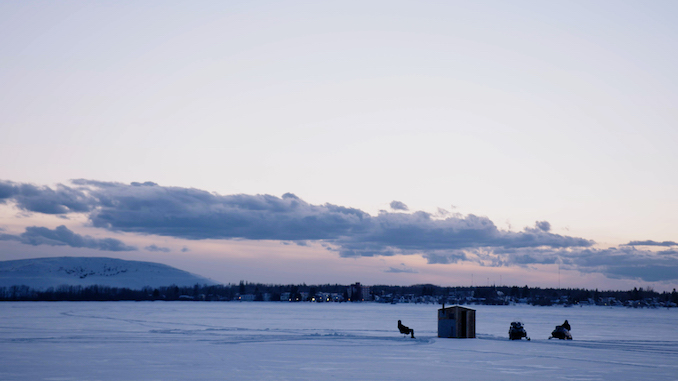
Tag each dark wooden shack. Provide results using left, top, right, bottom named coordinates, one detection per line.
left=437, top=305, right=476, bottom=338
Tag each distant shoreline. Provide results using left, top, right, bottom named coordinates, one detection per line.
left=2, top=283, right=676, bottom=307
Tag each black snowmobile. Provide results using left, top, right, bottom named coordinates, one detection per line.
left=549, top=320, right=572, bottom=340
left=508, top=321, right=530, bottom=341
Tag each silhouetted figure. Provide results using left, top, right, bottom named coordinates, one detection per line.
left=398, top=320, right=415, bottom=338
left=562, top=320, right=571, bottom=331
left=550, top=319, right=572, bottom=340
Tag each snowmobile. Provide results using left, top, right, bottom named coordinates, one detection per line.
left=508, top=321, right=530, bottom=341
left=549, top=325, right=572, bottom=340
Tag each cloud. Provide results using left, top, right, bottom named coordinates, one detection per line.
left=9, top=179, right=677, bottom=282
left=624, top=240, right=678, bottom=247
left=475, top=246, right=678, bottom=282
left=0, top=180, right=93, bottom=214
left=535, top=221, right=551, bottom=232
left=66, top=180, right=370, bottom=241
left=0, top=233, right=19, bottom=242
left=181, top=246, right=190, bottom=252
left=389, top=201, right=409, bottom=211
left=436, top=208, right=450, bottom=217
left=333, top=215, right=592, bottom=258
left=384, top=265, right=418, bottom=273
left=1, top=179, right=593, bottom=255
left=564, top=247, right=678, bottom=281
left=421, top=251, right=469, bottom=265
left=0, top=225, right=136, bottom=251
left=145, top=244, right=171, bottom=253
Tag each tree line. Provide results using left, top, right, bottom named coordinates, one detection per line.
left=1, top=282, right=677, bottom=305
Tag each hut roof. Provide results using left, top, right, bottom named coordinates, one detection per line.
left=438, top=305, right=475, bottom=312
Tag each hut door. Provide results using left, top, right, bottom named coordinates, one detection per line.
left=460, top=311, right=467, bottom=337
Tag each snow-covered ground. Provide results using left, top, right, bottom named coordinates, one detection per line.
left=0, top=257, right=216, bottom=289
left=1, top=302, right=676, bottom=380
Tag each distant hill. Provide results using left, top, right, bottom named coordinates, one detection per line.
left=0, top=257, right=216, bottom=290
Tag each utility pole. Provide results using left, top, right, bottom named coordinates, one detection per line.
left=557, top=265, right=561, bottom=289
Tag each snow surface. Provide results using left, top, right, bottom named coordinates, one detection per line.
left=0, top=257, right=216, bottom=289
left=1, top=302, right=676, bottom=380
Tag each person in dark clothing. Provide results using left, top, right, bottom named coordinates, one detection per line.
left=550, top=319, right=573, bottom=340
left=562, top=320, right=571, bottom=331
left=398, top=320, right=415, bottom=338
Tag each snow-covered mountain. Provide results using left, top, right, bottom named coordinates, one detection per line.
left=0, top=257, right=217, bottom=290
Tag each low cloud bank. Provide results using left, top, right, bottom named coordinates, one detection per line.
left=1, top=179, right=676, bottom=281
left=145, top=244, right=171, bottom=253
left=385, top=265, right=418, bottom=274
left=0, top=181, right=93, bottom=214
left=471, top=246, right=678, bottom=282
left=0, top=225, right=136, bottom=251
left=624, top=240, right=678, bottom=247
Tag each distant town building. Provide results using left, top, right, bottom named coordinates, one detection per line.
left=348, top=282, right=370, bottom=301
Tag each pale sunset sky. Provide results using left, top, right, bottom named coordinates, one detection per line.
left=1, top=1, right=677, bottom=291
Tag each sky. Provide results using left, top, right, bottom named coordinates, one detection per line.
left=1, top=1, right=677, bottom=291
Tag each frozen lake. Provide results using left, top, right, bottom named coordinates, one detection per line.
left=1, top=302, right=677, bottom=380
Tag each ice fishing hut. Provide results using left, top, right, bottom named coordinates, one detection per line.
left=438, top=305, right=475, bottom=338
